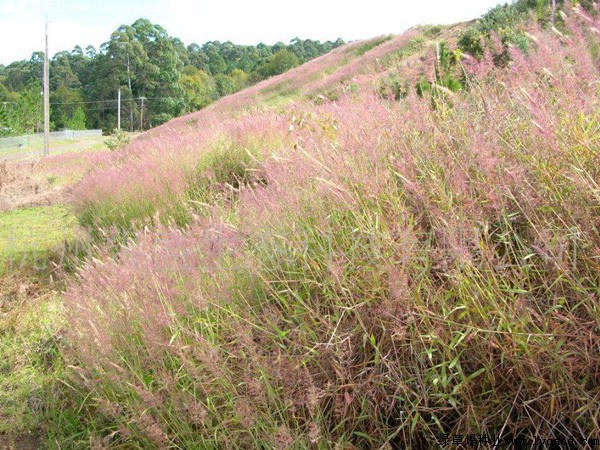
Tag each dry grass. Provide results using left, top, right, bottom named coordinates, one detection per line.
left=0, top=161, right=59, bottom=212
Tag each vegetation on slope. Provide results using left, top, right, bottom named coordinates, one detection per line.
left=0, top=1, right=598, bottom=448
left=46, top=3, right=600, bottom=448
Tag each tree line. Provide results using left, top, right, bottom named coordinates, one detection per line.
left=0, top=18, right=344, bottom=135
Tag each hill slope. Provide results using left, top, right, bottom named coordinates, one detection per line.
left=25, top=4, right=600, bottom=448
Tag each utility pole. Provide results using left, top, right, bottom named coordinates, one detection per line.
left=117, top=88, right=121, bottom=131
left=139, top=96, right=146, bottom=132
left=130, top=97, right=134, bottom=132
left=551, top=0, right=556, bottom=25
left=43, top=18, right=50, bottom=157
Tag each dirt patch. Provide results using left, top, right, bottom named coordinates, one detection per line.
left=0, top=435, right=41, bottom=450
left=0, top=161, right=62, bottom=212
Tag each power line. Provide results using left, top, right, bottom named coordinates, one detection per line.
left=3, top=96, right=181, bottom=107
left=49, top=99, right=117, bottom=106
left=144, top=97, right=182, bottom=101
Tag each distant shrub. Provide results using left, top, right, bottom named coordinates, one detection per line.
left=479, top=1, right=531, bottom=33
left=415, top=78, right=433, bottom=97
left=424, top=25, right=443, bottom=38
left=104, top=129, right=130, bottom=151
left=458, top=28, right=486, bottom=59
left=438, top=73, right=464, bottom=92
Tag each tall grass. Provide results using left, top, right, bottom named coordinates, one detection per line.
left=61, top=7, right=600, bottom=448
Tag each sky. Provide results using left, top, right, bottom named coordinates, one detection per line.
left=0, top=0, right=506, bottom=65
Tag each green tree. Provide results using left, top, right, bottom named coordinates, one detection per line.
left=67, top=106, right=86, bottom=130
left=214, top=74, right=236, bottom=97
left=0, top=82, right=20, bottom=135
left=261, top=49, right=300, bottom=77
left=106, top=24, right=148, bottom=130
left=51, top=51, right=81, bottom=90
left=50, top=86, right=84, bottom=129
left=180, top=67, right=216, bottom=112
left=15, top=82, right=43, bottom=134
left=131, top=19, right=184, bottom=122
left=0, top=19, right=344, bottom=133
left=230, top=68, right=248, bottom=91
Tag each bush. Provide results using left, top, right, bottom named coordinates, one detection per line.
left=424, top=25, right=443, bottom=38
left=103, top=129, right=131, bottom=151
left=458, top=0, right=536, bottom=60
left=186, top=139, right=266, bottom=208
left=151, top=113, right=174, bottom=127
left=377, top=75, right=408, bottom=100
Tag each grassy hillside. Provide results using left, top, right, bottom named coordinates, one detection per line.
left=1, top=3, right=599, bottom=448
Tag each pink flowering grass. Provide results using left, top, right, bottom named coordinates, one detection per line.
left=61, top=8, right=600, bottom=449
left=68, top=27, right=452, bottom=236
left=72, top=111, right=291, bottom=235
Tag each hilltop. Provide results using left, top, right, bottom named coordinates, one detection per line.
left=1, top=1, right=599, bottom=448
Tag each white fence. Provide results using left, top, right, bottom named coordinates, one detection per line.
left=0, top=129, right=103, bottom=150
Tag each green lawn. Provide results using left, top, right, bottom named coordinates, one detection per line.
left=0, top=205, right=79, bottom=273
left=0, top=205, right=79, bottom=437
left=0, top=155, right=92, bottom=439
left=0, top=294, right=64, bottom=436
